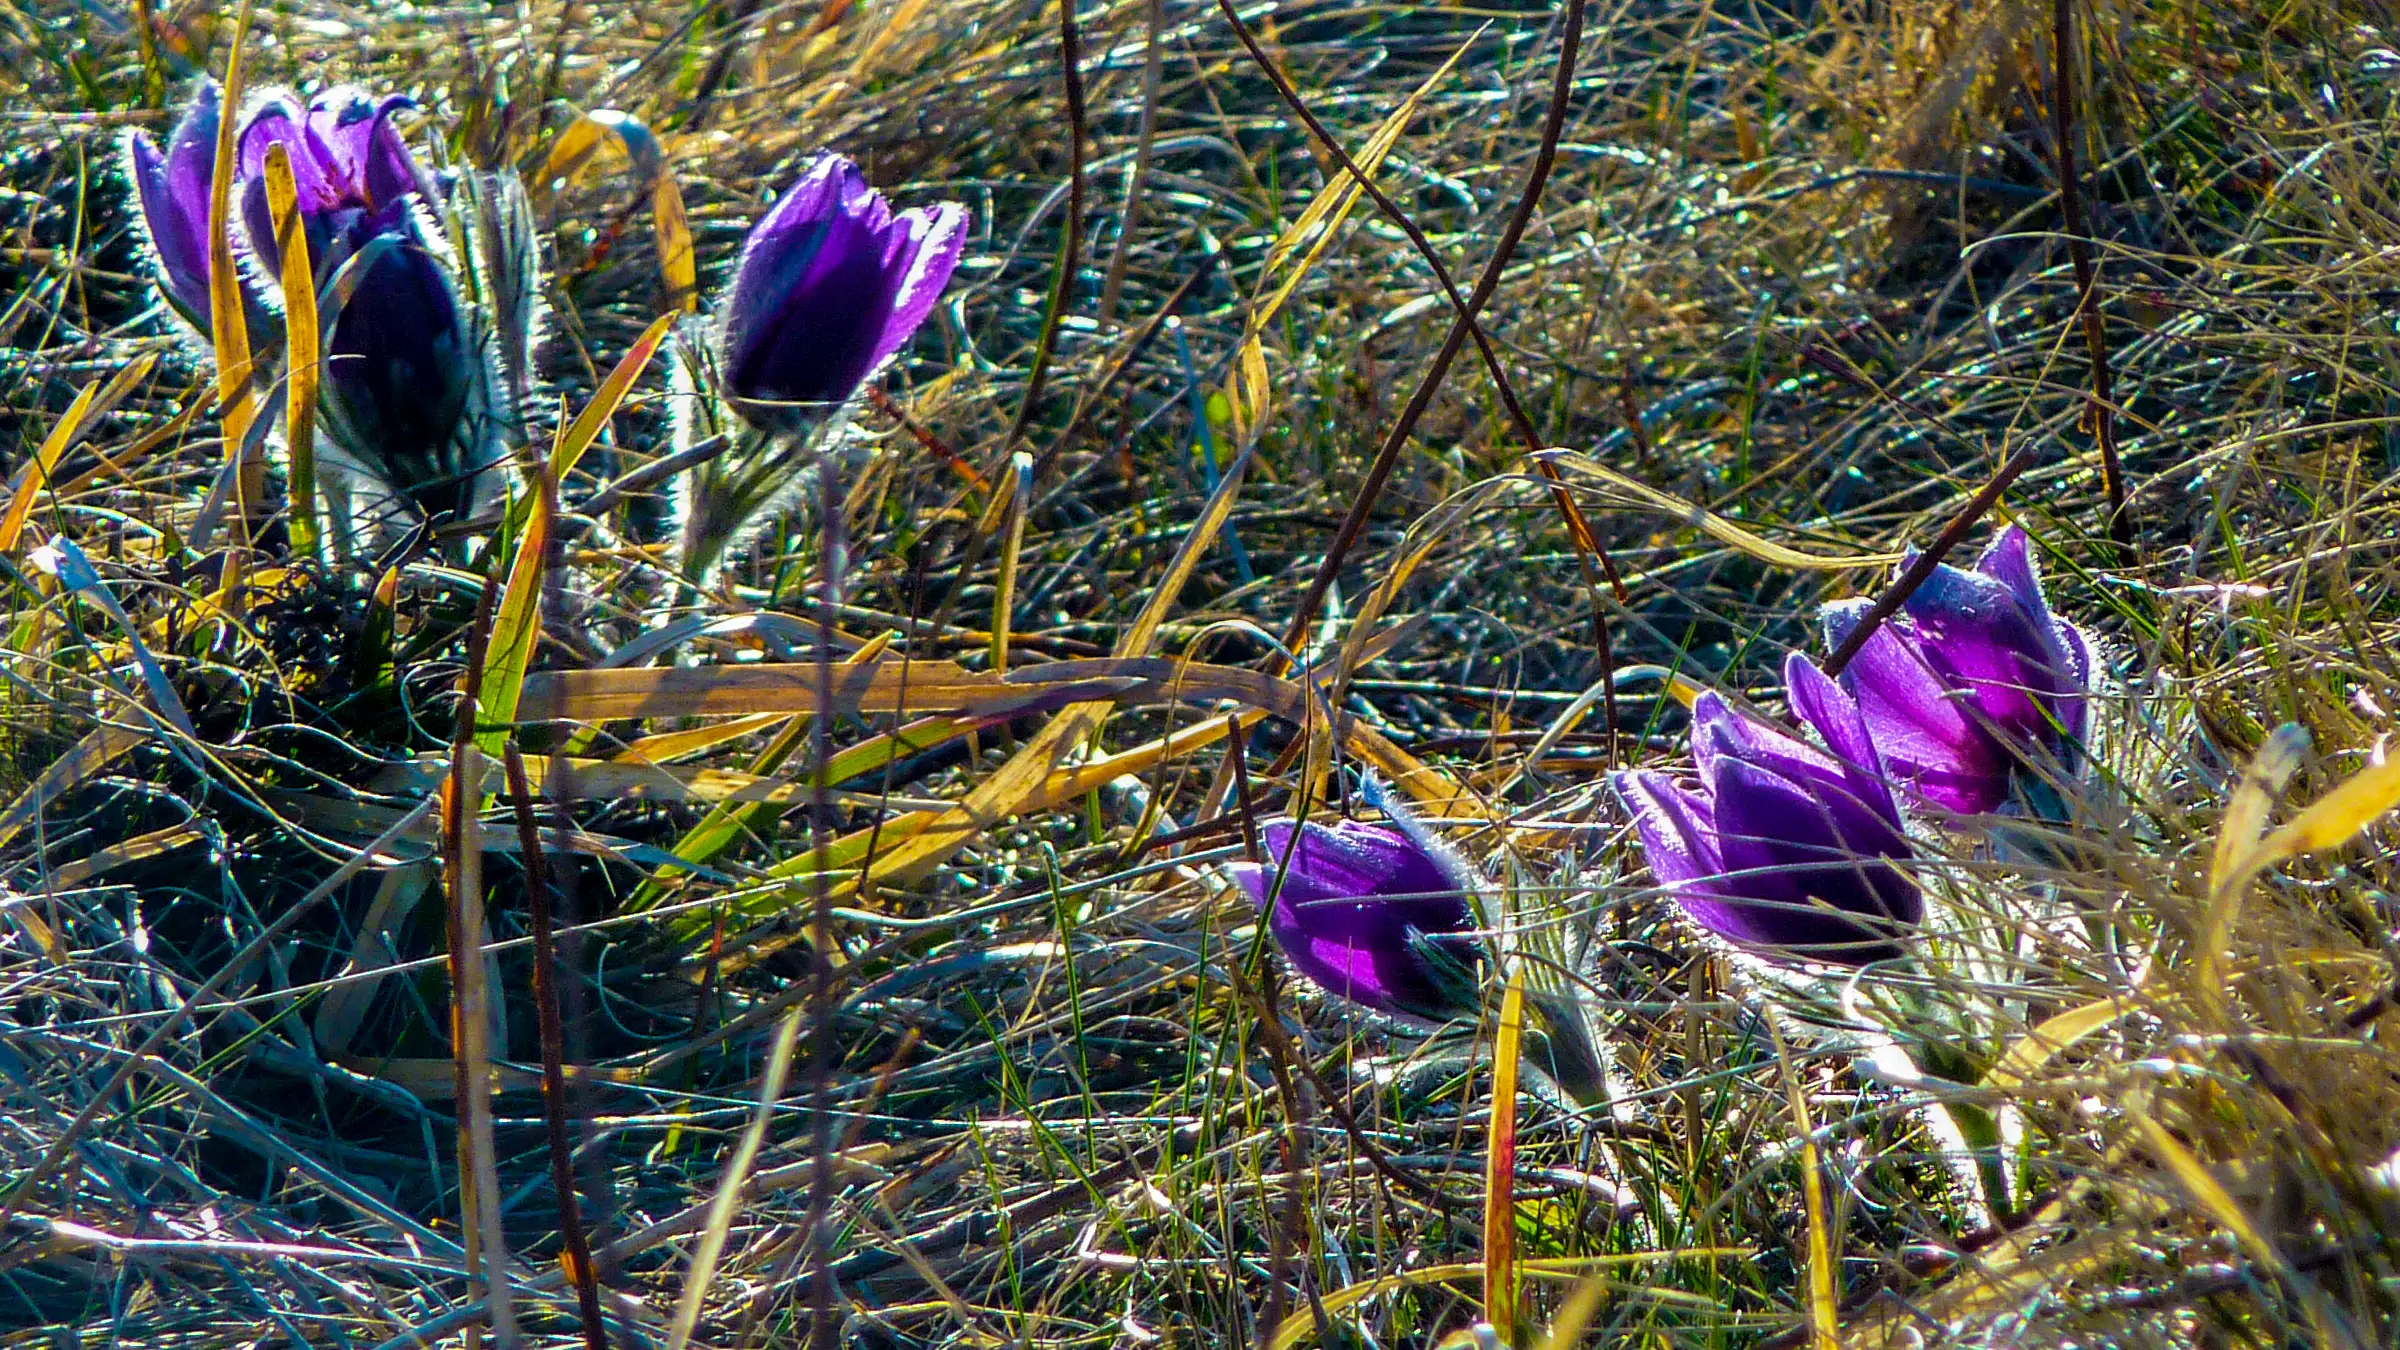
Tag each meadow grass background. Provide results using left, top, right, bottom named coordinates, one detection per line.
left=4, top=0, right=2400, bottom=1345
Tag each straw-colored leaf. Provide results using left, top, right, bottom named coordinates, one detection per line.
left=991, top=451, right=1032, bottom=674
left=0, top=352, right=157, bottom=553
left=206, top=0, right=258, bottom=540
left=1485, top=973, right=1526, bottom=1339
left=551, top=308, right=678, bottom=481
left=533, top=109, right=694, bottom=311
left=653, top=173, right=696, bottom=311
left=2202, top=732, right=2400, bottom=1015
left=2127, top=1101, right=2277, bottom=1267
left=1983, top=993, right=2149, bottom=1095
left=618, top=712, right=788, bottom=764
left=263, top=143, right=321, bottom=562
left=1251, top=33, right=1472, bottom=331
left=1769, top=1021, right=1838, bottom=1350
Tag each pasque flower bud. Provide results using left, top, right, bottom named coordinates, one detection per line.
left=125, top=80, right=238, bottom=335
left=672, top=153, right=966, bottom=579
left=713, top=152, right=967, bottom=431
left=1228, top=810, right=1488, bottom=1024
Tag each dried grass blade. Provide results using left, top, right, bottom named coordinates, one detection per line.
left=721, top=711, right=1267, bottom=973
left=2127, top=1101, right=2278, bottom=1268
left=790, top=442, right=1248, bottom=894
left=446, top=577, right=520, bottom=1348
left=1538, top=450, right=1902, bottom=570
left=617, top=712, right=788, bottom=764
left=653, top=173, right=697, bottom=312
left=664, top=1003, right=808, bottom=1350
left=516, top=659, right=1127, bottom=723
left=625, top=645, right=901, bottom=912
left=0, top=719, right=147, bottom=857
left=2202, top=730, right=2395, bottom=1012
left=1250, top=31, right=1471, bottom=330
left=1983, top=993, right=2148, bottom=1096
left=1769, top=1021, right=1838, bottom=1350
left=313, top=861, right=436, bottom=1057
left=990, top=450, right=1032, bottom=675
left=2205, top=723, right=2307, bottom=897
left=1534, top=1274, right=1615, bottom=1350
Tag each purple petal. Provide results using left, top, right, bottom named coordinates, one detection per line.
left=717, top=154, right=969, bottom=421
left=319, top=204, right=476, bottom=518
left=1782, top=651, right=1908, bottom=814
left=235, top=93, right=331, bottom=281
left=1236, top=817, right=1481, bottom=1019
left=1827, top=603, right=2013, bottom=814
left=724, top=203, right=898, bottom=408
left=1247, top=818, right=1473, bottom=937
left=2054, top=618, right=2094, bottom=741
left=1265, top=895, right=1409, bottom=1011
left=1705, top=756, right=1919, bottom=961
left=303, top=88, right=427, bottom=208
left=869, top=201, right=968, bottom=368
left=1611, top=770, right=1721, bottom=891
left=720, top=156, right=857, bottom=367
left=130, top=82, right=227, bottom=321
left=1689, top=692, right=1843, bottom=789
left=1975, top=525, right=2046, bottom=618
left=1970, top=527, right=2094, bottom=749
left=1903, top=563, right=2079, bottom=744
left=129, top=144, right=206, bottom=323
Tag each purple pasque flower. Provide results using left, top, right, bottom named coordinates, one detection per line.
left=714, top=152, right=967, bottom=430
left=1612, top=655, right=1922, bottom=967
left=235, top=88, right=494, bottom=521
left=1227, top=805, right=1488, bottom=1023
left=1823, top=526, right=2094, bottom=816
left=125, top=80, right=268, bottom=336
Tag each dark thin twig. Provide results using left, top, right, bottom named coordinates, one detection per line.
left=1246, top=0, right=1592, bottom=667
left=1230, top=713, right=1303, bottom=1343
left=502, top=745, right=606, bottom=1350
left=1226, top=714, right=1261, bottom=863
left=2049, top=0, right=2131, bottom=553
left=1212, top=0, right=1620, bottom=589
left=1217, top=0, right=1620, bottom=753
left=1821, top=443, right=2042, bottom=679
left=806, top=457, right=845, bottom=1350
left=1029, top=260, right=1214, bottom=484
left=991, top=0, right=1089, bottom=467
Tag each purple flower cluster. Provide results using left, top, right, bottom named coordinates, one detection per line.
left=1613, top=525, right=2094, bottom=967
left=126, top=81, right=498, bottom=522
left=1230, top=526, right=2093, bottom=1018
left=1823, top=527, right=2094, bottom=816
